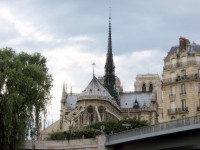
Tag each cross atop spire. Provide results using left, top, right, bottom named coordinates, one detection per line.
left=92, top=62, right=96, bottom=76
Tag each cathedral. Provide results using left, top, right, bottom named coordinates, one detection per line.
left=58, top=16, right=163, bottom=131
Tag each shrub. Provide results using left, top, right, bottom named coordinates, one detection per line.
left=87, top=118, right=149, bottom=134
left=49, top=128, right=101, bottom=140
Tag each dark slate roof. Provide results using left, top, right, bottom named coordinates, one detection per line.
left=79, top=76, right=113, bottom=99
left=164, top=44, right=200, bottom=61
left=66, top=94, right=79, bottom=109
left=120, top=92, right=152, bottom=108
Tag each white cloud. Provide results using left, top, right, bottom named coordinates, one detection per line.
left=0, top=5, right=54, bottom=43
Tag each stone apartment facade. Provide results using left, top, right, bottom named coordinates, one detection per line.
left=162, top=37, right=200, bottom=121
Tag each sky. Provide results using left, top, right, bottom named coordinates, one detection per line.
left=0, top=0, right=200, bottom=124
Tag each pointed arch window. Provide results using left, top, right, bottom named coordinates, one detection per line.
left=149, top=84, right=153, bottom=92
left=142, top=84, right=146, bottom=92
left=87, top=106, right=94, bottom=125
left=80, top=112, right=84, bottom=125
left=98, top=106, right=104, bottom=121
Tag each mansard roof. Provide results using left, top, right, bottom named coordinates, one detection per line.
left=79, top=75, right=113, bottom=99
left=164, top=43, right=200, bottom=61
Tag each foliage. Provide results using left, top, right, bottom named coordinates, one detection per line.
left=50, top=128, right=101, bottom=140
left=87, top=118, right=149, bottom=134
left=0, top=48, right=53, bottom=149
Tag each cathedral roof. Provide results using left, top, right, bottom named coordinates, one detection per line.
left=120, top=92, right=152, bottom=108
left=79, top=75, right=113, bottom=99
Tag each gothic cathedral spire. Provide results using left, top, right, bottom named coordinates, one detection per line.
left=104, top=12, right=120, bottom=105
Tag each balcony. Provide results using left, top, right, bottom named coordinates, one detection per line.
left=163, top=74, right=200, bottom=84
left=164, top=60, right=198, bottom=70
left=168, top=108, right=178, bottom=115
left=169, top=93, right=176, bottom=98
left=180, top=92, right=186, bottom=96
left=197, top=106, right=200, bottom=111
left=178, top=107, right=188, bottom=113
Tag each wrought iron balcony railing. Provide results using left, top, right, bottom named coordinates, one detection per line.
left=163, top=74, right=200, bottom=84
left=164, top=60, right=200, bottom=70
left=180, top=92, right=186, bottom=96
left=168, top=108, right=178, bottom=115
left=178, top=107, right=188, bottom=113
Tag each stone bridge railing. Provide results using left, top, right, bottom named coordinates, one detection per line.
left=105, top=115, right=200, bottom=146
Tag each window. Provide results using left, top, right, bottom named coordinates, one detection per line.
left=170, top=101, right=176, bottom=114
left=149, top=83, right=153, bottom=92
left=181, top=84, right=186, bottom=94
left=198, top=83, right=200, bottom=93
left=80, top=112, right=84, bottom=125
left=171, top=59, right=176, bottom=68
left=181, top=99, right=186, bottom=110
left=142, top=84, right=146, bottom=92
left=170, top=86, right=175, bottom=96
left=198, top=70, right=200, bottom=78
left=98, top=106, right=104, bottom=121
left=171, top=72, right=176, bottom=82
left=87, top=106, right=94, bottom=125
left=196, top=56, right=200, bottom=65
left=181, top=70, right=186, bottom=79
left=182, top=57, right=187, bottom=66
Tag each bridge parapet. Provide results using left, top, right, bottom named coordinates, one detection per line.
left=105, top=115, right=200, bottom=146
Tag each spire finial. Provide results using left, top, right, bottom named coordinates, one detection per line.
left=92, top=62, right=96, bottom=76
left=70, top=86, right=72, bottom=95
left=109, top=7, right=111, bottom=20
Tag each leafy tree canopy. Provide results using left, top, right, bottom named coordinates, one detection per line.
left=0, top=48, right=53, bottom=150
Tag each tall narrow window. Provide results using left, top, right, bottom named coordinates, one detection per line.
left=87, top=106, right=94, bottom=125
left=149, top=84, right=153, bottom=92
left=170, top=101, right=176, bottom=113
left=182, top=57, right=187, bottom=66
left=142, top=84, right=146, bottom=92
left=196, top=56, right=200, bottom=65
left=198, top=70, right=200, bottom=78
left=171, top=72, right=176, bottom=82
left=171, top=59, right=177, bottom=68
left=181, top=84, right=186, bottom=94
left=181, top=70, right=186, bottom=79
left=170, top=86, right=175, bottom=96
left=181, top=99, right=186, bottom=110
left=80, top=112, right=84, bottom=125
left=198, top=83, right=200, bottom=93
left=98, top=106, right=104, bottom=121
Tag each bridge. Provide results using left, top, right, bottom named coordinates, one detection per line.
left=105, top=115, right=200, bottom=150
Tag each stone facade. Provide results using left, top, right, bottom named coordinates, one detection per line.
left=162, top=37, right=200, bottom=121
left=134, top=74, right=163, bottom=122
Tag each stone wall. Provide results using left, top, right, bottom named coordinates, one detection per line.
left=24, top=135, right=112, bottom=150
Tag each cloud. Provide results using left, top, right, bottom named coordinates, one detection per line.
left=42, top=46, right=165, bottom=121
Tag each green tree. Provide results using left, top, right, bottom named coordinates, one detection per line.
left=0, top=48, right=53, bottom=149
left=87, top=118, right=149, bottom=134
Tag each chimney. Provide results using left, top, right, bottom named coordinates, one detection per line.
left=179, top=37, right=190, bottom=52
